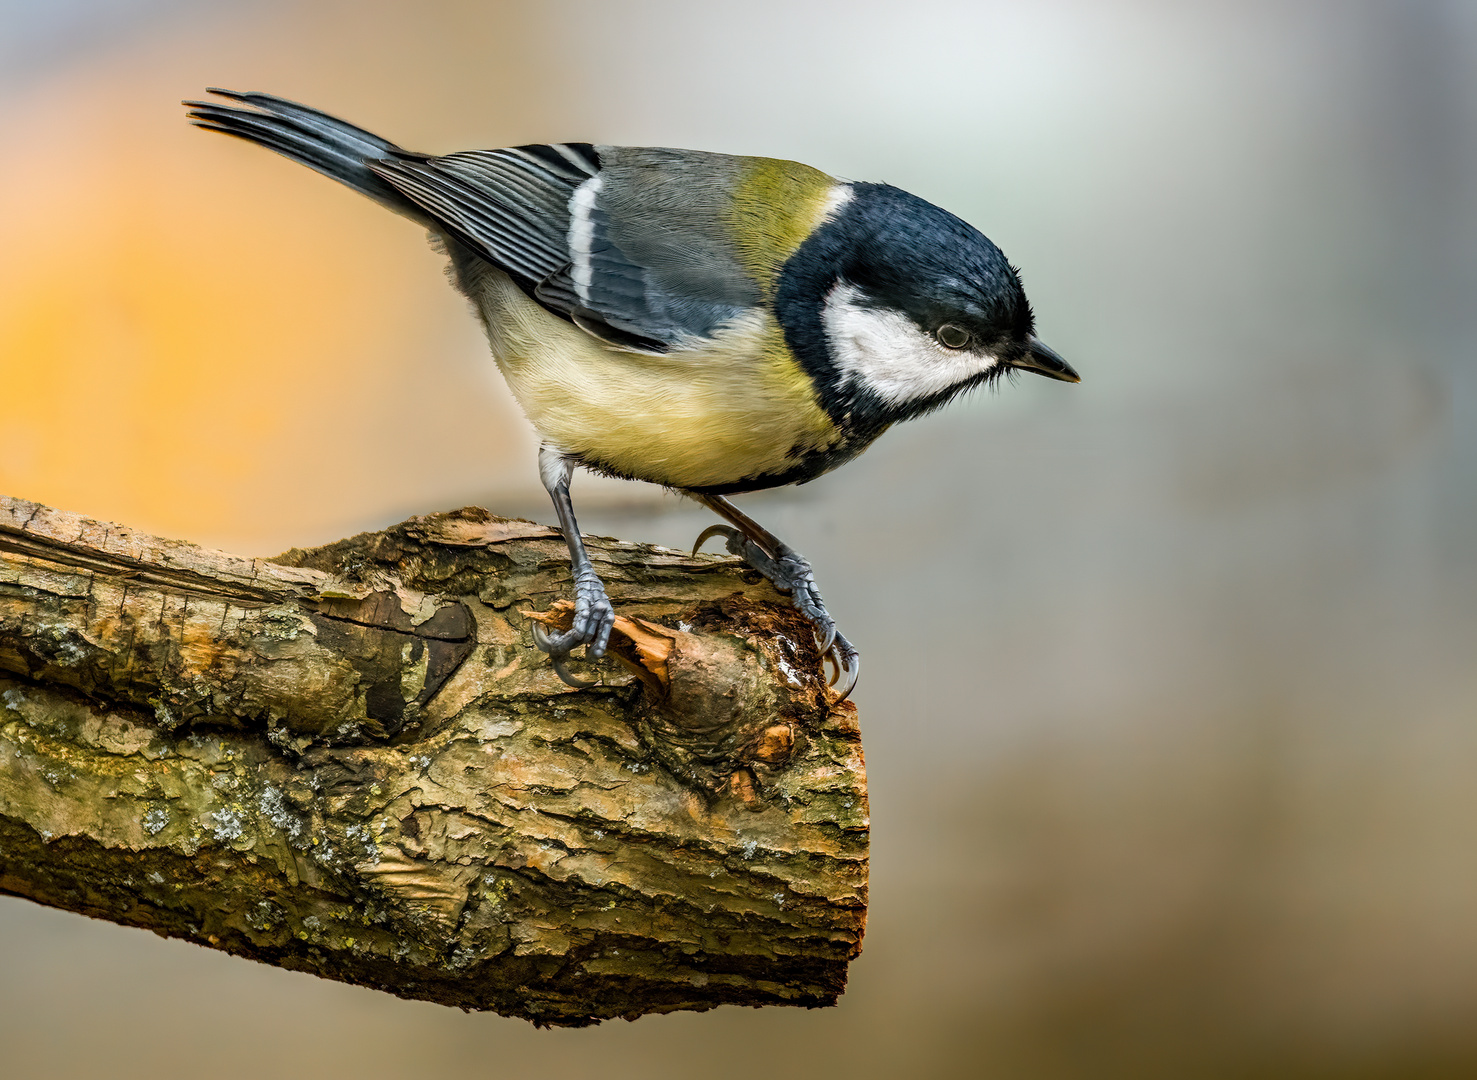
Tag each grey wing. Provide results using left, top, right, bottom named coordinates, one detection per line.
left=537, top=148, right=765, bottom=350
left=371, top=144, right=760, bottom=353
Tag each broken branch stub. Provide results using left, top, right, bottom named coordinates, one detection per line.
left=0, top=496, right=868, bottom=1025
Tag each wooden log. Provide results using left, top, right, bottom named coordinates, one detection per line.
left=0, top=496, right=867, bottom=1026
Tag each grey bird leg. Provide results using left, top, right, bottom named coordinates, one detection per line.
left=688, top=492, right=859, bottom=700
left=532, top=447, right=616, bottom=688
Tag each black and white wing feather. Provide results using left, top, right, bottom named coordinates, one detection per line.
left=368, top=146, right=594, bottom=297
left=373, top=146, right=754, bottom=352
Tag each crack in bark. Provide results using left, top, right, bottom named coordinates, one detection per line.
left=0, top=531, right=290, bottom=607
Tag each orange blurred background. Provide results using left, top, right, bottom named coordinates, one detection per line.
left=4, top=2, right=1477, bottom=1077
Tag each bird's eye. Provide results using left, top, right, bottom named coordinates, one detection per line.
left=936, top=324, right=971, bottom=349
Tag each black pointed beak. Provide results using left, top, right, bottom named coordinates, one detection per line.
left=1013, top=337, right=1080, bottom=383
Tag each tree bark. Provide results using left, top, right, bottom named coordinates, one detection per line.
left=0, top=495, right=867, bottom=1026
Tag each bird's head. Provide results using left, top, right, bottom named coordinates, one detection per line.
left=775, top=182, right=1077, bottom=432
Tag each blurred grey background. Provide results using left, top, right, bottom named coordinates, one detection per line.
left=2, top=1, right=1476, bottom=1077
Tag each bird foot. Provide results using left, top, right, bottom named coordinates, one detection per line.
left=531, top=567, right=615, bottom=688
left=693, top=524, right=859, bottom=699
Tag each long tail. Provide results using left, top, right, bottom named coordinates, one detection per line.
left=184, top=89, right=431, bottom=224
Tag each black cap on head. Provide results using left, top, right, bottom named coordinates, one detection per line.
left=834, top=183, right=1034, bottom=351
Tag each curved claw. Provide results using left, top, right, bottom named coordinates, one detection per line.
left=822, top=636, right=860, bottom=702
left=531, top=620, right=600, bottom=689
left=550, top=653, right=598, bottom=689
left=692, top=523, right=743, bottom=557
left=816, top=621, right=837, bottom=656
left=530, top=619, right=575, bottom=656
left=830, top=660, right=859, bottom=702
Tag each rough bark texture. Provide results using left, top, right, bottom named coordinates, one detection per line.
left=0, top=495, right=867, bottom=1026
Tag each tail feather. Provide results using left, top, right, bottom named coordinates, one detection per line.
left=184, top=89, right=429, bottom=223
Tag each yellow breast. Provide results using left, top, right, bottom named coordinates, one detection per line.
left=472, top=272, right=839, bottom=491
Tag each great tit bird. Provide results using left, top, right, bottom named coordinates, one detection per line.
left=185, top=89, right=1078, bottom=701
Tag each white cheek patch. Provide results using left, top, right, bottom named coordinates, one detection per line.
left=820, top=282, right=1000, bottom=407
